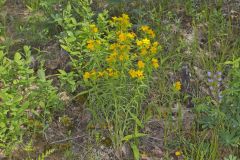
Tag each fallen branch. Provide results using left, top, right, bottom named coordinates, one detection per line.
left=49, top=134, right=86, bottom=144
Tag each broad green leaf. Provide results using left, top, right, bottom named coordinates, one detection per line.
left=14, top=52, right=23, bottom=65
left=58, top=69, right=67, bottom=75
left=130, top=143, right=140, bottom=160
left=60, top=45, right=72, bottom=53
left=122, top=133, right=147, bottom=142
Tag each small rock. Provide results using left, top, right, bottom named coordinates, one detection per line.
left=152, top=147, right=163, bottom=158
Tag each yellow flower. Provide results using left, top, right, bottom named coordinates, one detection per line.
left=137, top=60, right=145, bottom=69
left=87, top=40, right=95, bottom=51
left=136, top=38, right=151, bottom=49
left=174, top=81, right=181, bottom=91
left=147, top=29, right=155, bottom=38
left=175, top=151, right=181, bottom=156
left=112, top=16, right=117, bottom=21
left=110, top=43, right=118, bottom=50
left=140, top=25, right=155, bottom=38
left=142, top=38, right=150, bottom=46
left=106, top=52, right=117, bottom=63
left=150, top=46, right=157, bottom=54
left=151, top=42, right=159, bottom=54
left=140, top=48, right=147, bottom=56
left=136, top=39, right=143, bottom=46
left=127, top=32, right=136, bottom=39
left=98, top=71, right=105, bottom=77
left=119, top=54, right=124, bottom=61
left=152, top=58, right=159, bottom=69
left=118, top=53, right=129, bottom=61
left=153, top=42, right=159, bottom=47
left=141, top=25, right=150, bottom=32
left=83, top=72, right=91, bottom=79
left=119, top=45, right=130, bottom=52
left=136, top=70, right=144, bottom=79
left=129, top=69, right=137, bottom=78
left=90, top=24, right=98, bottom=33
left=107, top=68, right=114, bottom=77
left=112, top=14, right=131, bottom=29
left=87, top=43, right=94, bottom=50
left=129, top=69, right=144, bottom=79
left=106, top=68, right=118, bottom=77
left=121, top=14, right=130, bottom=26
left=118, top=32, right=127, bottom=42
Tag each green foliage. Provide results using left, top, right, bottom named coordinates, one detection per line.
left=182, top=131, right=219, bottom=160
left=0, top=0, right=5, bottom=8
left=224, top=154, right=238, bottom=160
left=194, top=57, right=240, bottom=156
left=219, top=58, right=240, bottom=147
left=25, top=148, right=55, bottom=160
left=37, top=149, right=55, bottom=160
left=0, top=46, right=62, bottom=154
left=24, top=0, right=62, bottom=13
left=12, top=0, right=64, bottom=46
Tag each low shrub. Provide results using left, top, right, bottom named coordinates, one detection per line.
left=0, top=46, right=62, bottom=155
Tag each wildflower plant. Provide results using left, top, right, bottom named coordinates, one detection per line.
left=58, top=1, right=161, bottom=150
left=207, top=71, right=223, bottom=103
left=194, top=58, right=240, bottom=152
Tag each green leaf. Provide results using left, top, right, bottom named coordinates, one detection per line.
left=66, top=36, right=76, bottom=43
left=14, top=52, right=23, bottom=65
left=130, top=143, right=140, bottom=160
left=0, top=122, right=5, bottom=128
left=122, top=133, right=147, bottom=142
left=60, top=45, right=72, bottom=53
left=129, top=112, right=143, bottom=128
left=0, top=50, right=4, bottom=60
left=15, top=101, right=30, bottom=119
left=58, top=69, right=66, bottom=75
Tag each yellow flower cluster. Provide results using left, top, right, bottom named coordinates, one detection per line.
left=151, top=58, right=159, bottom=69
left=136, top=38, right=158, bottom=57
left=140, top=25, right=156, bottom=38
left=129, top=69, right=144, bottom=79
left=150, top=42, right=159, bottom=54
left=137, top=60, right=145, bottom=69
left=136, top=38, right=151, bottom=48
left=106, top=68, right=118, bottom=77
left=83, top=14, right=161, bottom=82
left=117, top=32, right=135, bottom=42
left=83, top=70, right=99, bottom=80
left=174, top=81, right=182, bottom=91
left=83, top=70, right=106, bottom=80
left=106, top=43, right=130, bottom=63
left=83, top=68, right=119, bottom=80
left=112, top=14, right=131, bottom=29
left=87, top=39, right=101, bottom=51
